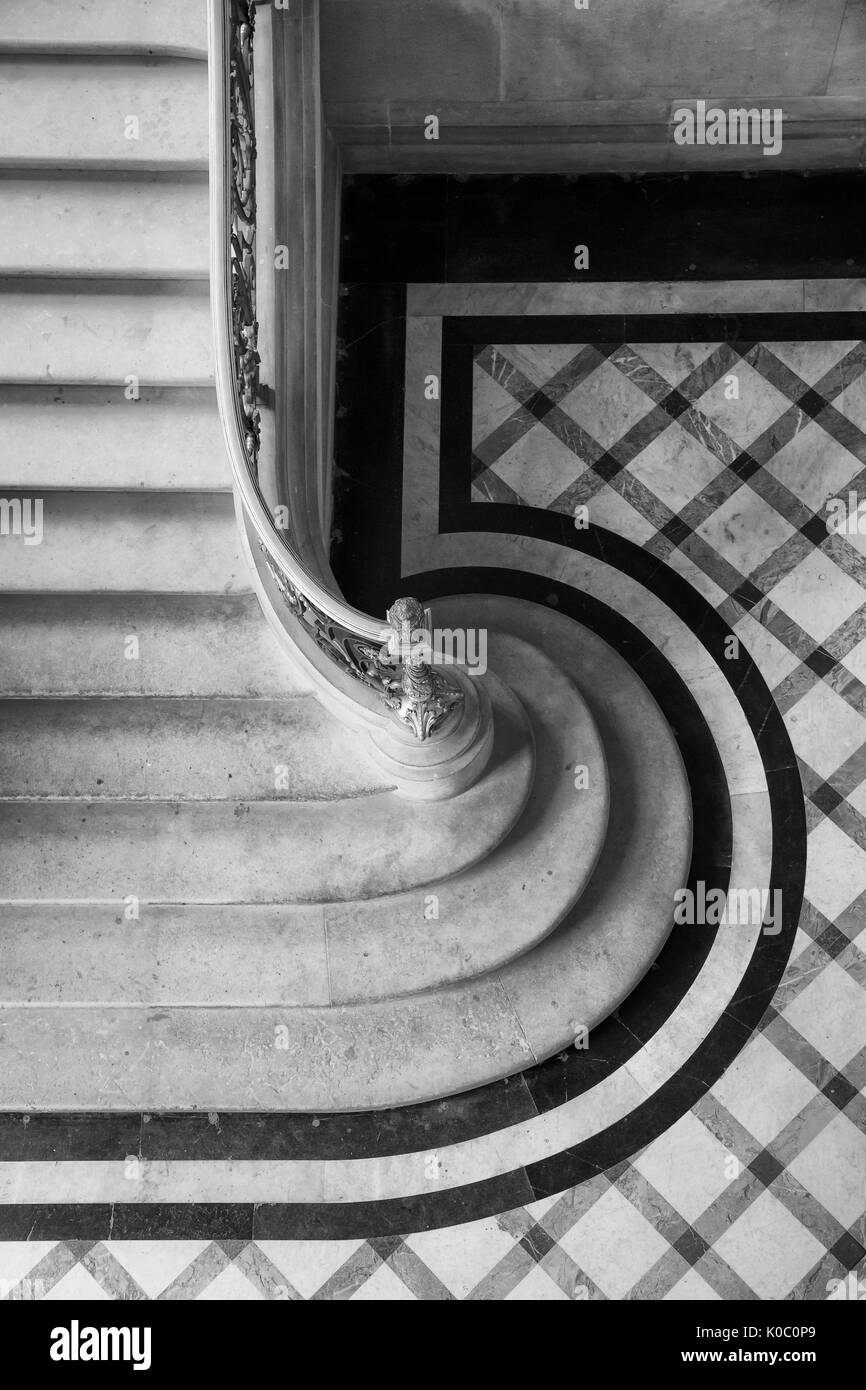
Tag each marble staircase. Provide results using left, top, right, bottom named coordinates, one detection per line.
left=0, top=0, right=692, bottom=1112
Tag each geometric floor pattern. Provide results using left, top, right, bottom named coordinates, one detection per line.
left=467, top=333, right=866, bottom=1300
left=3, top=330, right=865, bottom=1300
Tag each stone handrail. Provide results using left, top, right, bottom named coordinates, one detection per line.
left=208, top=0, right=494, bottom=795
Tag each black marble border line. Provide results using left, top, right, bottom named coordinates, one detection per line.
left=0, top=592, right=730, bottom=1164
left=340, top=172, right=866, bottom=286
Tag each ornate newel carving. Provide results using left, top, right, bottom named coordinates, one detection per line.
left=385, top=597, right=464, bottom=741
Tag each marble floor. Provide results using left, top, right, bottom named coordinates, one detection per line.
left=3, top=178, right=866, bottom=1301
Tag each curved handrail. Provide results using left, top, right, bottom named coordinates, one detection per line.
left=207, top=0, right=464, bottom=741
left=208, top=0, right=381, bottom=641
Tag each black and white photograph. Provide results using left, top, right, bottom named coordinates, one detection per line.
left=0, top=0, right=864, bottom=1352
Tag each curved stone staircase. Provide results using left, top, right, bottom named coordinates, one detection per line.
left=0, top=0, right=692, bottom=1112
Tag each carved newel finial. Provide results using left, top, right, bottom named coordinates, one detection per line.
left=386, top=596, right=464, bottom=741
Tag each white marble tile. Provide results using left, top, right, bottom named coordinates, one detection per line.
left=0, top=1241, right=56, bottom=1286
left=558, top=1186, right=670, bottom=1300
left=633, top=1112, right=734, bottom=1222
left=765, top=340, right=858, bottom=386
left=628, top=420, right=725, bottom=512
left=804, top=818, right=866, bottom=921
left=711, top=1034, right=818, bottom=1147
left=711, top=1191, right=825, bottom=1300
left=695, top=486, right=797, bottom=575
left=350, top=1264, right=416, bottom=1300
left=786, top=1113, right=866, bottom=1228
left=43, top=1266, right=111, bottom=1301
left=583, top=483, right=660, bottom=545
left=765, top=419, right=862, bottom=516
left=832, top=371, right=866, bottom=434
left=664, top=1268, right=721, bottom=1300
left=490, top=423, right=588, bottom=507
left=108, top=1242, right=209, bottom=1298
left=255, top=1241, right=363, bottom=1299
left=472, top=359, right=521, bottom=447
left=493, top=342, right=588, bottom=387
left=558, top=356, right=654, bottom=448
left=784, top=681, right=865, bottom=781
left=781, top=959, right=866, bottom=1069
left=732, top=610, right=803, bottom=690
left=196, top=1265, right=263, bottom=1300
left=627, top=340, right=720, bottom=386
left=694, top=360, right=796, bottom=451
left=0, top=1159, right=327, bottom=1205
left=405, top=1219, right=516, bottom=1297
left=401, top=315, right=442, bottom=556
left=407, top=281, right=808, bottom=318
left=505, top=1265, right=571, bottom=1300
left=767, top=549, right=865, bottom=645
left=841, top=634, right=866, bottom=685
left=803, top=279, right=866, bottom=312
left=663, top=546, right=729, bottom=609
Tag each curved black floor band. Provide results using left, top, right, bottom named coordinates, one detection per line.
left=0, top=531, right=805, bottom=1238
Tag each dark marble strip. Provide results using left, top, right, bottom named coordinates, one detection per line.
left=340, top=172, right=866, bottom=285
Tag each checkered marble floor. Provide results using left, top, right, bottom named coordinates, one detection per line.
left=462, top=334, right=866, bottom=1297
left=3, top=328, right=866, bottom=1301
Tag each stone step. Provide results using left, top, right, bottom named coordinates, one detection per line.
left=0, top=288, right=212, bottom=385
left=0, top=0, right=207, bottom=57
left=0, top=905, right=332, bottom=1009
left=0, top=594, right=310, bottom=698
left=0, top=676, right=531, bottom=904
left=325, top=632, right=609, bottom=1001
left=0, top=697, right=391, bottom=802
left=0, top=637, right=606, bottom=1003
left=0, top=59, right=208, bottom=169
left=0, top=603, right=692, bottom=1109
left=0, top=492, right=249, bottom=594
left=0, top=386, right=228, bottom=491
left=0, top=179, right=209, bottom=279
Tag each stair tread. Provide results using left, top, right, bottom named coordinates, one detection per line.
left=0, top=697, right=393, bottom=802
left=0, top=180, right=209, bottom=278
left=0, top=386, right=228, bottom=490
left=1, top=0, right=207, bottom=56
left=0, top=594, right=312, bottom=697
left=0, top=492, right=249, bottom=593
left=0, top=289, right=212, bottom=384
left=0, top=685, right=532, bottom=903
left=0, top=605, right=694, bottom=1111
left=0, top=59, right=208, bottom=166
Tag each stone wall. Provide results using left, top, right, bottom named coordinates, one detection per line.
left=319, top=0, right=866, bottom=171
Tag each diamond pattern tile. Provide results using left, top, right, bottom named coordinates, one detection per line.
left=693, top=361, right=795, bottom=450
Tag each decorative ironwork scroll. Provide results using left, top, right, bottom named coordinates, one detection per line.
left=263, top=556, right=464, bottom=740
left=229, top=0, right=261, bottom=470
left=263, top=553, right=401, bottom=701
